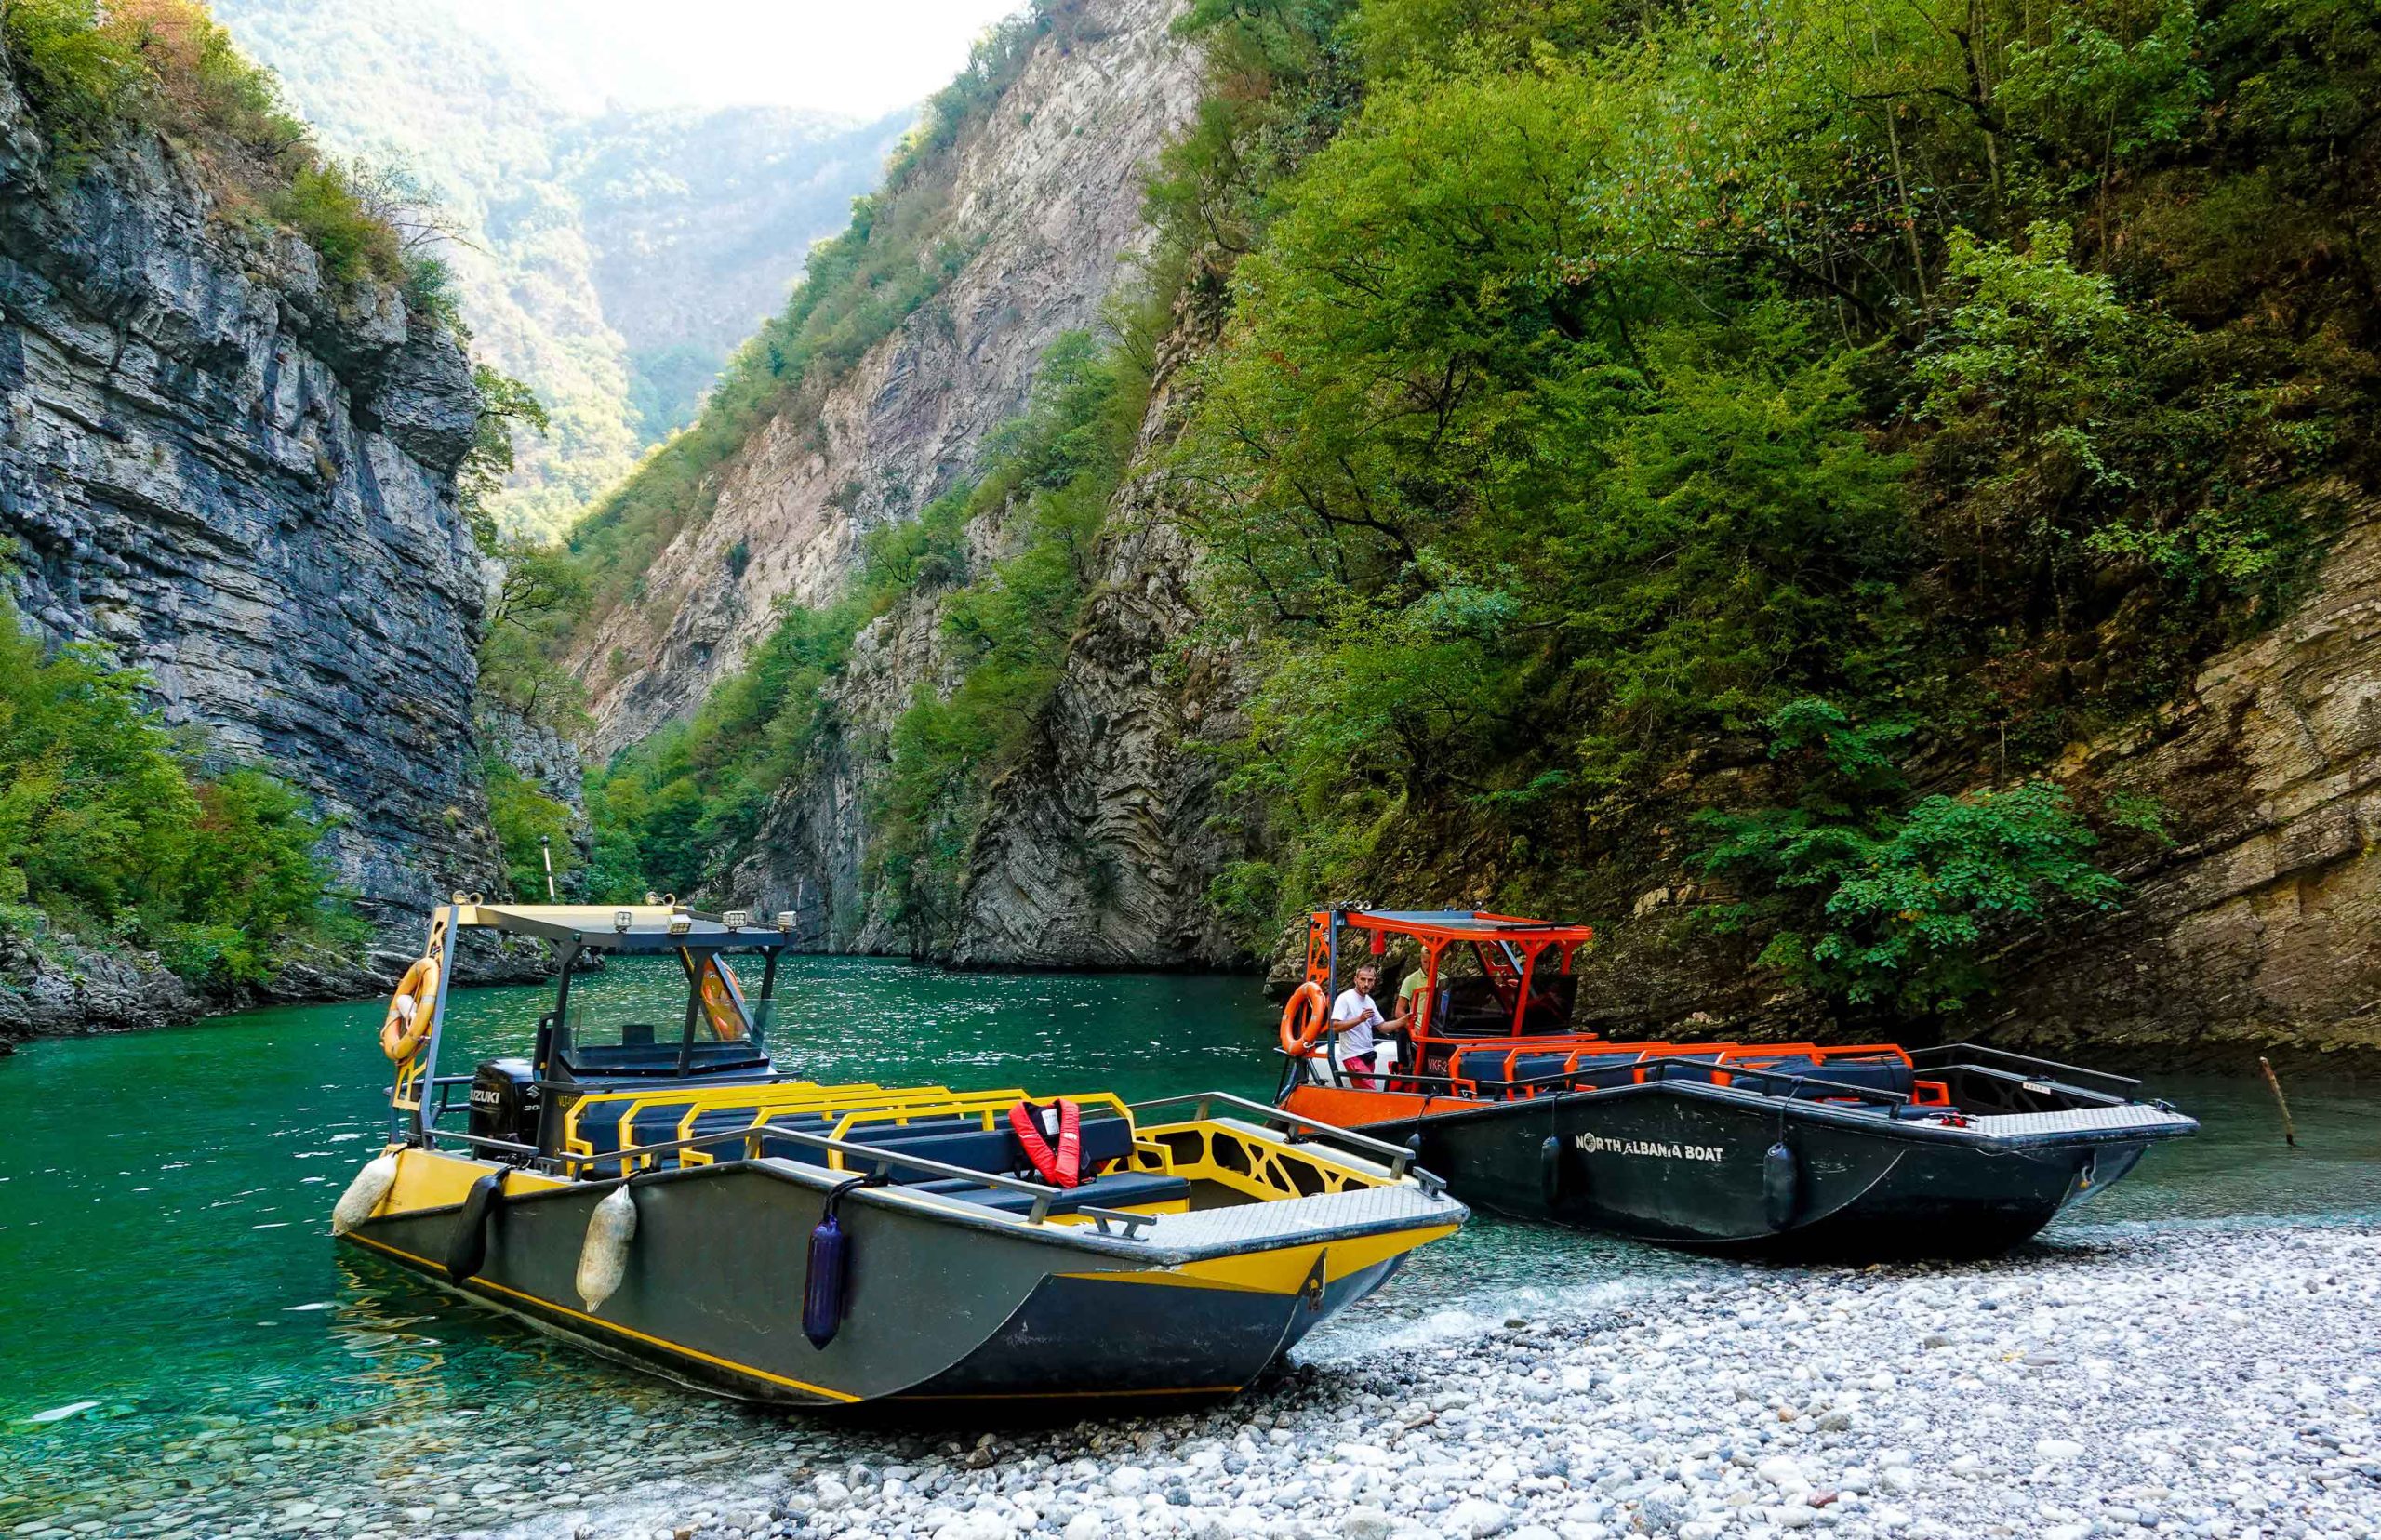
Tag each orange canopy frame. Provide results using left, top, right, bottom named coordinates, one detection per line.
left=1297, top=909, right=1597, bottom=1057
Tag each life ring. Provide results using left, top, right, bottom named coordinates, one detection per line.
left=379, top=956, right=441, bottom=1061
left=1278, top=981, right=1329, bottom=1057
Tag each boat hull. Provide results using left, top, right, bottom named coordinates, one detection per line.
left=339, top=1148, right=1433, bottom=1406
left=1284, top=1082, right=2185, bottom=1259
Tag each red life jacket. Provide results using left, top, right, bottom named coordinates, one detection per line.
left=1008, top=1098, right=1083, bottom=1188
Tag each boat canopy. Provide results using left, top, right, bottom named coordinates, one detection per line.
left=452, top=901, right=795, bottom=954
left=388, top=901, right=797, bottom=1141
left=1294, top=909, right=1599, bottom=1083
left=1323, top=909, right=1596, bottom=945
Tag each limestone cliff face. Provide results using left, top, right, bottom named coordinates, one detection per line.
left=714, top=299, right=1250, bottom=965
left=949, top=297, right=1248, bottom=969
left=572, top=0, right=1203, bottom=756
left=1976, top=503, right=2381, bottom=1065
left=0, top=58, right=502, bottom=935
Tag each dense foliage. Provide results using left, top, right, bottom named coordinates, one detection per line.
left=564, top=0, right=2378, bottom=1019
left=0, top=0, right=421, bottom=287
left=0, top=599, right=359, bottom=986
left=1167, top=0, right=2380, bottom=1011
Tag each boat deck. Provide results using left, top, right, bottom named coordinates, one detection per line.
left=1963, top=1104, right=2199, bottom=1136
left=1143, top=1180, right=1459, bottom=1250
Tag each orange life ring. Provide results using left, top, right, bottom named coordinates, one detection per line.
left=1277, top=981, right=1329, bottom=1057
left=379, top=956, right=441, bottom=1061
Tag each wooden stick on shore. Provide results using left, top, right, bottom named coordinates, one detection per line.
left=2257, top=1056, right=2298, bottom=1148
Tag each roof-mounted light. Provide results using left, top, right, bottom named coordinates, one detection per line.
left=723, top=909, right=750, bottom=930
left=776, top=910, right=797, bottom=932
left=666, top=914, right=693, bottom=936
left=612, top=909, right=633, bottom=933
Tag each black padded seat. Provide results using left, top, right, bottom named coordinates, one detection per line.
left=1799, top=1059, right=1914, bottom=1096
left=1567, top=1052, right=1646, bottom=1083
left=1645, top=1058, right=1726, bottom=1085
left=1451, top=1048, right=1513, bottom=1082
left=938, top=1171, right=1191, bottom=1216
left=1712, top=1056, right=1913, bottom=1099
left=834, top=1115, right=986, bottom=1145
left=1510, top=1053, right=1569, bottom=1082
left=756, top=1113, right=1139, bottom=1179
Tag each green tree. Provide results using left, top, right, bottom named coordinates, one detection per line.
left=0, top=595, right=355, bottom=984
left=1699, top=703, right=2122, bottom=1013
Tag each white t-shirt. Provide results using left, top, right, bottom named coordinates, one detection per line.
left=1331, top=988, right=1382, bottom=1060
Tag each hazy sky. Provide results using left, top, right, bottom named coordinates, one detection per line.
left=434, top=0, right=1029, bottom=118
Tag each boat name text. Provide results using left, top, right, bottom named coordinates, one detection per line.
left=1574, top=1132, right=1724, bottom=1162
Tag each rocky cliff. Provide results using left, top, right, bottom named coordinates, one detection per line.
left=571, top=0, right=1203, bottom=755
left=712, top=321, right=1249, bottom=964
left=0, top=55, right=501, bottom=943
left=947, top=288, right=1245, bottom=969
left=1975, top=502, right=2381, bottom=1066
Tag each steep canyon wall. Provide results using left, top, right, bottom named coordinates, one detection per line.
left=572, top=0, right=1204, bottom=756
left=0, top=58, right=502, bottom=952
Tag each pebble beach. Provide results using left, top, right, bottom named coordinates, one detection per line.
left=25, top=1221, right=2370, bottom=1540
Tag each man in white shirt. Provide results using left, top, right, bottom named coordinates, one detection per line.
left=1329, top=963, right=1389, bottom=1090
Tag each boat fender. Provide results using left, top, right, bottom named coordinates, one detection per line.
left=1539, top=1135, right=1564, bottom=1209
left=330, top=1153, right=398, bottom=1236
left=1008, top=1098, right=1083, bottom=1188
left=444, top=1170, right=506, bottom=1283
left=1762, top=1141, right=1800, bottom=1231
left=803, top=1174, right=885, bottom=1349
left=576, top=1184, right=638, bottom=1314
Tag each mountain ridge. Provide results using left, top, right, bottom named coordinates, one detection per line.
left=210, top=0, right=911, bottom=538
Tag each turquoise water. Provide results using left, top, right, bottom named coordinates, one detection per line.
left=0, top=956, right=2374, bottom=1527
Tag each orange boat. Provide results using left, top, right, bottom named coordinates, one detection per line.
left=1273, top=909, right=2196, bottom=1258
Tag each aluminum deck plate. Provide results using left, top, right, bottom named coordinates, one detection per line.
left=1141, top=1183, right=1461, bottom=1249
left=1963, top=1104, right=2197, bottom=1136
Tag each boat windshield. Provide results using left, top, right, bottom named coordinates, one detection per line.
left=551, top=950, right=774, bottom=1077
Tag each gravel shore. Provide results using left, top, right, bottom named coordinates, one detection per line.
left=13, top=1222, right=2375, bottom=1540
left=514, top=1222, right=2381, bottom=1540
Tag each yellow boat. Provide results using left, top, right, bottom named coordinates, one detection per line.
left=330, top=902, right=1467, bottom=1406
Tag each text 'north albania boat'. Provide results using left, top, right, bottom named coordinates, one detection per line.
left=331, top=902, right=1467, bottom=1408
left=1273, top=909, right=2196, bottom=1259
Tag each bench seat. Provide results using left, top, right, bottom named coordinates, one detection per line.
left=910, top=1170, right=1191, bottom=1216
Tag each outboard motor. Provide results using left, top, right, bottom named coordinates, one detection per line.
left=469, top=1057, right=540, bottom=1153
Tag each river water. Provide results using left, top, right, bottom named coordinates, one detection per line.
left=1, top=957, right=2374, bottom=1532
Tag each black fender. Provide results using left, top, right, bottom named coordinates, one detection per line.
left=445, top=1171, right=508, bottom=1282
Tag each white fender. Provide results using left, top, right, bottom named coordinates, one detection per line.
left=331, top=1153, right=398, bottom=1236
left=576, top=1185, right=638, bottom=1313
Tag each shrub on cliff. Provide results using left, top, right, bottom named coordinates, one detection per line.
left=0, top=0, right=410, bottom=285
left=484, top=759, right=579, bottom=906
left=0, top=599, right=356, bottom=987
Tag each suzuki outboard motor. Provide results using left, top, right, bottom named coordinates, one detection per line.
left=469, top=1056, right=540, bottom=1152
